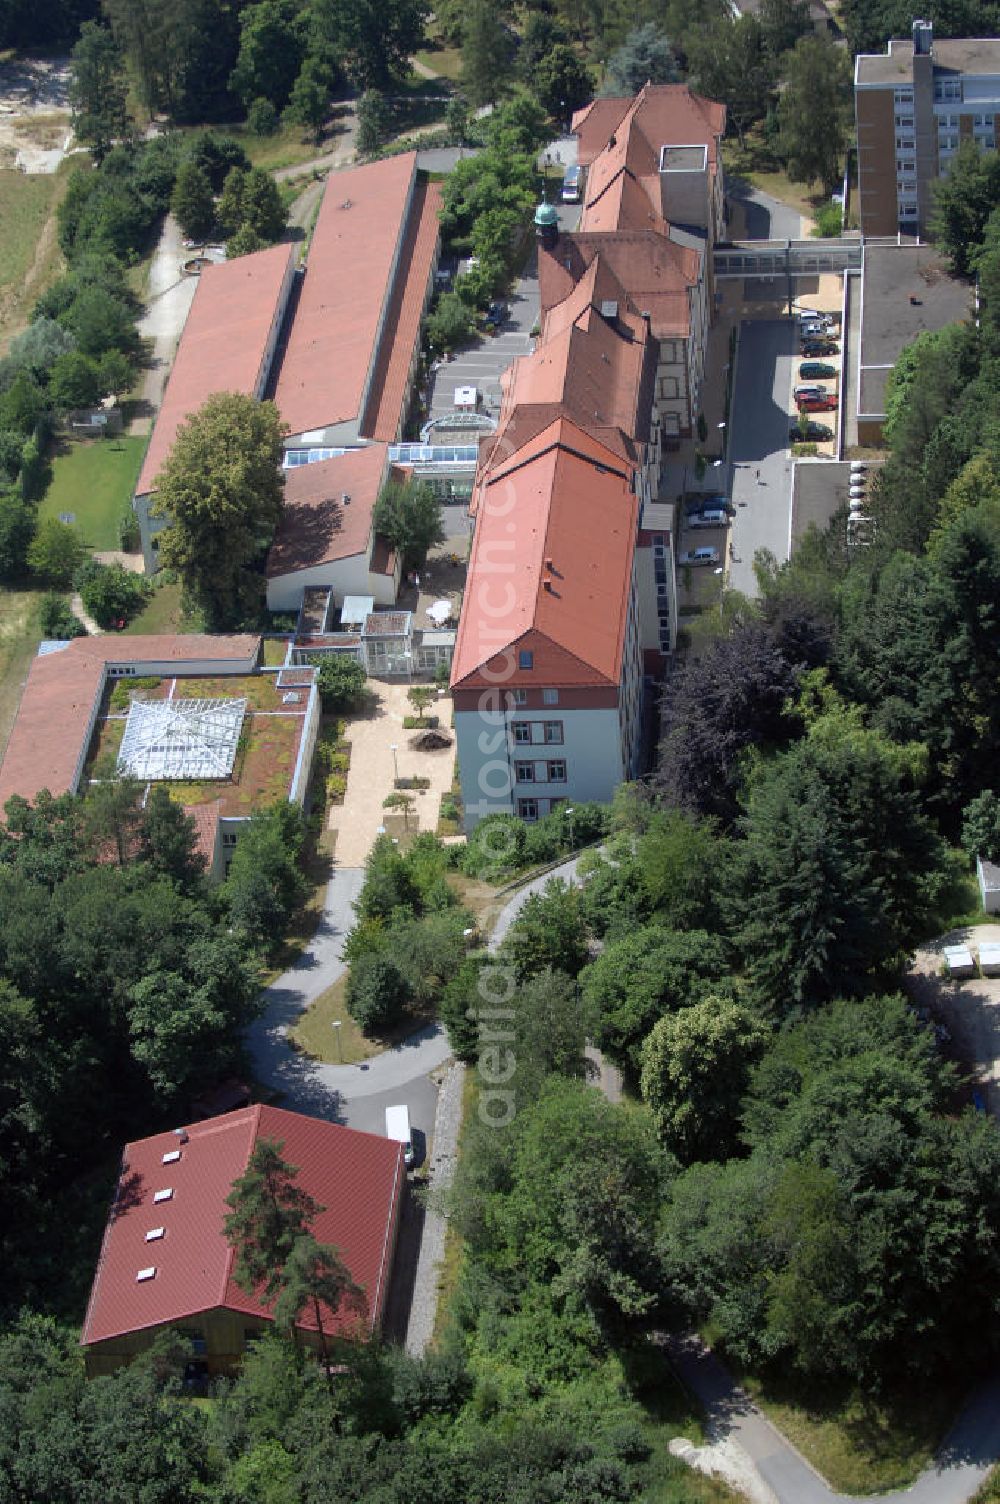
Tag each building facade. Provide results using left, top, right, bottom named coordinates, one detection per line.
left=856, top=19, right=1000, bottom=236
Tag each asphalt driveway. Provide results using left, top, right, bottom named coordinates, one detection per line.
left=726, top=318, right=799, bottom=596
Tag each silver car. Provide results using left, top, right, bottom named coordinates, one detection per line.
left=679, top=545, right=721, bottom=566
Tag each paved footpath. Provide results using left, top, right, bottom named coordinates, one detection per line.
left=664, top=1332, right=1000, bottom=1504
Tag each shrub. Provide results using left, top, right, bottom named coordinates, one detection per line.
left=403, top=714, right=438, bottom=729
left=425, top=291, right=474, bottom=353
left=346, top=953, right=412, bottom=1034
left=325, top=772, right=347, bottom=803
left=77, top=558, right=149, bottom=627
left=310, top=654, right=367, bottom=712
left=247, top=97, right=278, bottom=136
left=812, top=201, right=843, bottom=237
left=38, top=592, right=86, bottom=640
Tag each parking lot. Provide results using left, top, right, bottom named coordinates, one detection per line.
left=723, top=306, right=841, bottom=596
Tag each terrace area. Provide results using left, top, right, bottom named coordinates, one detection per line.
left=83, top=671, right=311, bottom=816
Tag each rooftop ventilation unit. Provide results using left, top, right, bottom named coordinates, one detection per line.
left=342, top=493, right=351, bottom=505
left=173, top=1129, right=189, bottom=1143
left=600, top=300, right=618, bottom=320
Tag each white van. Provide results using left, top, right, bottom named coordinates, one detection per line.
left=561, top=165, right=582, bottom=202
left=385, top=1104, right=414, bottom=1167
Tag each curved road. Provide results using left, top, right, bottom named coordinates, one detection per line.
left=666, top=1333, right=1000, bottom=1504
left=247, top=857, right=584, bottom=1129
left=248, top=861, right=1000, bottom=1495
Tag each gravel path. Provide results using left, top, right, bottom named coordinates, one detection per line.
left=405, top=1059, right=466, bottom=1355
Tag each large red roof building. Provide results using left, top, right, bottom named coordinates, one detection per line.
left=81, top=1104, right=405, bottom=1377
left=545, top=82, right=727, bottom=446
left=133, top=153, right=441, bottom=588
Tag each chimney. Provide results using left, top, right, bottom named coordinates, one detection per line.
left=545, top=557, right=554, bottom=569
left=543, top=579, right=553, bottom=592
left=342, top=492, right=351, bottom=505
left=912, top=18, right=932, bottom=54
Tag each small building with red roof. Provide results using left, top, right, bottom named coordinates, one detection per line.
left=265, top=443, right=403, bottom=613
left=81, top=1104, right=405, bottom=1377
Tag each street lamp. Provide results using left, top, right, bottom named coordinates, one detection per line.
left=332, top=1020, right=342, bottom=1062
left=390, top=743, right=399, bottom=782
left=565, top=805, right=575, bottom=850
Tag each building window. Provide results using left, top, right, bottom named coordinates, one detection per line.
left=517, top=798, right=539, bottom=821
left=543, top=721, right=563, bottom=744
left=515, top=762, right=535, bottom=782
left=542, top=688, right=559, bottom=706
left=518, top=649, right=533, bottom=670
left=895, top=89, right=913, bottom=103
left=512, top=721, right=531, bottom=743
left=900, top=202, right=919, bottom=217
left=188, top=1333, right=207, bottom=1355
left=547, top=760, right=567, bottom=782
left=511, top=688, right=527, bottom=706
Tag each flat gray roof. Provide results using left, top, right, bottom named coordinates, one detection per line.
left=858, top=244, right=971, bottom=416
left=790, top=461, right=855, bottom=548
left=660, top=144, right=707, bottom=172
left=857, top=35, right=1000, bottom=84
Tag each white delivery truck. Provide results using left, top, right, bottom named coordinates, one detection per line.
left=385, top=1104, right=414, bottom=1167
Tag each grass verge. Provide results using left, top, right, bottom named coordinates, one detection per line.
left=975, top=1467, right=1000, bottom=1500
left=0, top=583, right=44, bottom=760
left=289, top=974, right=378, bottom=1065
left=39, top=435, right=147, bottom=550
left=0, top=161, right=71, bottom=354
left=742, top=1370, right=971, bottom=1495
left=122, top=579, right=195, bottom=636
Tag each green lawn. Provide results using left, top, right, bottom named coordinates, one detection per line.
left=0, top=584, right=46, bottom=759
left=122, top=580, right=199, bottom=636
left=0, top=164, right=69, bottom=353
left=413, top=45, right=463, bottom=80
left=290, top=974, right=380, bottom=1065
left=38, top=436, right=147, bottom=551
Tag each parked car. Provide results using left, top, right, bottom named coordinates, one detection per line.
left=561, top=164, right=583, bottom=202
left=789, top=420, right=834, bottom=442
left=801, top=338, right=839, bottom=357
left=793, top=383, right=826, bottom=401
left=801, top=321, right=832, bottom=340
left=799, top=361, right=837, bottom=379
left=684, top=494, right=734, bottom=516
left=679, top=545, right=721, bottom=566
left=798, top=393, right=838, bottom=412
left=483, top=300, right=508, bottom=329
left=686, top=506, right=731, bottom=528
left=796, top=307, right=832, bottom=323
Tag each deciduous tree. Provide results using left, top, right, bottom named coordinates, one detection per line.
left=70, top=21, right=130, bottom=162
left=152, top=392, right=286, bottom=627
left=776, top=34, right=852, bottom=193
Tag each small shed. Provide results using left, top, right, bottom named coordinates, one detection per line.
left=977, top=855, right=1000, bottom=914
left=943, top=944, right=977, bottom=979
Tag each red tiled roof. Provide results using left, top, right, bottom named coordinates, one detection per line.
left=136, top=245, right=295, bottom=497
left=0, top=636, right=261, bottom=811
left=539, top=232, right=695, bottom=336
left=573, top=83, right=725, bottom=173
left=183, top=799, right=222, bottom=870
left=272, top=155, right=418, bottom=437
left=266, top=446, right=388, bottom=578
left=81, top=1104, right=405, bottom=1348
left=451, top=417, right=637, bottom=690
left=361, top=178, right=443, bottom=441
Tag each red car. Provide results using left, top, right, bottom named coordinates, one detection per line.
left=798, top=394, right=837, bottom=413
